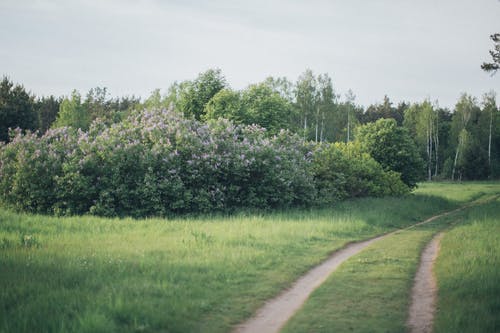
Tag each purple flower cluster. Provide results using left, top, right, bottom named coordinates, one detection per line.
left=0, top=108, right=315, bottom=216
left=0, top=108, right=408, bottom=217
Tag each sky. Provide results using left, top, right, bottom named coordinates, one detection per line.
left=0, top=0, right=499, bottom=109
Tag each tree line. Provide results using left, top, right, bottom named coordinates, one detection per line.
left=1, top=69, right=498, bottom=180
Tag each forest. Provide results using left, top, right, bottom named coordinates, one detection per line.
left=0, top=70, right=498, bottom=216
left=2, top=69, right=498, bottom=180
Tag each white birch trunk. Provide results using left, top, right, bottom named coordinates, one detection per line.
left=315, top=107, right=319, bottom=143
left=347, top=107, right=350, bottom=143
left=452, top=146, right=459, bottom=181
left=488, top=108, right=492, bottom=167
left=427, top=124, right=432, bottom=181
left=434, top=117, right=439, bottom=177
left=320, top=112, right=324, bottom=142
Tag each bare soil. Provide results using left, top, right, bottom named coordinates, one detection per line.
left=407, top=233, right=443, bottom=333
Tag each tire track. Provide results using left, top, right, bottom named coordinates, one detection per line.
left=232, top=196, right=498, bottom=333
left=232, top=235, right=385, bottom=333
left=407, top=232, right=443, bottom=333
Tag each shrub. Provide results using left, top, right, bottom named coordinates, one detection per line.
left=0, top=108, right=409, bottom=217
left=0, top=109, right=317, bottom=216
left=356, top=119, right=424, bottom=188
left=0, top=127, right=78, bottom=213
left=312, top=141, right=409, bottom=204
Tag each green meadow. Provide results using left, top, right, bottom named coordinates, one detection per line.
left=282, top=182, right=500, bottom=333
left=434, top=198, right=500, bottom=332
left=0, top=182, right=498, bottom=333
left=282, top=218, right=442, bottom=333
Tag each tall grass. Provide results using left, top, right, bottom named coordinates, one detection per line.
left=281, top=211, right=453, bottom=333
left=414, top=181, right=500, bottom=203
left=0, top=182, right=496, bottom=332
left=281, top=182, right=499, bottom=333
left=434, top=198, right=500, bottom=332
left=0, top=197, right=446, bottom=332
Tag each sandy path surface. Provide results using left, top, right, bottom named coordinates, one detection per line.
left=407, top=232, right=443, bottom=333
left=232, top=235, right=385, bottom=333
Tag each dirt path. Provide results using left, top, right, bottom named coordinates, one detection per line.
left=407, top=232, right=443, bottom=333
left=232, top=200, right=492, bottom=333
left=232, top=235, right=385, bottom=333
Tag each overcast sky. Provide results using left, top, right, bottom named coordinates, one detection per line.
left=1, top=0, right=499, bottom=108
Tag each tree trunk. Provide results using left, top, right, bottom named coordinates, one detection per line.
left=320, top=112, right=324, bottom=142
left=347, top=107, right=350, bottom=143
left=315, top=107, right=319, bottom=143
left=427, top=125, right=432, bottom=181
left=452, top=145, right=460, bottom=181
left=303, top=115, right=307, bottom=140
left=488, top=108, right=492, bottom=169
left=434, top=118, right=439, bottom=177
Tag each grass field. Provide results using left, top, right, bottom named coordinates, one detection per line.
left=414, top=181, right=500, bottom=202
left=434, top=198, right=500, bottom=332
left=281, top=206, right=459, bottom=333
left=0, top=182, right=498, bottom=332
left=281, top=182, right=499, bottom=333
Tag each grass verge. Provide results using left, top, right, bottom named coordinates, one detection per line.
left=434, top=197, right=500, bottom=332
left=414, top=181, right=500, bottom=203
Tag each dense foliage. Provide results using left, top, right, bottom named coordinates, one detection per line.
left=0, top=107, right=408, bottom=217
left=204, top=83, right=295, bottom=135
left=0, top=77, right=37, bottom=142
left=312, top=142, right=409, bottom=203
left=356, top=119, right=424, bottom=189
left=0, top=69, right=498, bottom=201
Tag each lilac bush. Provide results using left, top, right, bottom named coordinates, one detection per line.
left=0, top=109, right=317, bottom=216
left=0, top=108, right=408, bottom=217
left=0, top=127, right=79, bottom=213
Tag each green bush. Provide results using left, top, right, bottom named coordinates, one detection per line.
left=0, top=127, right=78, bottom=214
left=356, top=119, right=424, bottom=188
left=0, top=109, right=316, bottom=216
left=312, top=142, right=409, bottom=204
left=0, top=109, right=409, bottom=217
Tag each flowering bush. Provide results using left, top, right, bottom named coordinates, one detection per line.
left=0, top=108, right=409, bottom=217
left=0, top=109, right=317, bottom=216
left=0, top=127, right=78, bottom=213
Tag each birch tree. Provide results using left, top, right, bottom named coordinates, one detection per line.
left=420, top=101, right=437, bottom=180
left=316, top=74, right=336, bottom=142
left=295, top=69, right=317, bottom=140
left=432, top=102, right=440, bottom=177
left=451, top=94, right=476, bottom=180
left=403, top=100, right=438, bottom=180
left=481, top=91, right=497, bottom=170
left=345, top=90, right=356, bottom=142
left=52, top=90, right=90, bottom=130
